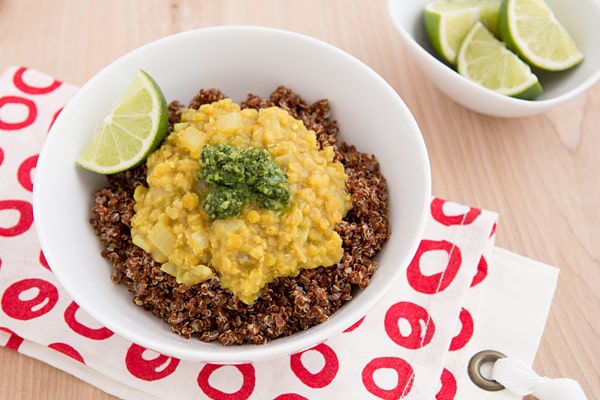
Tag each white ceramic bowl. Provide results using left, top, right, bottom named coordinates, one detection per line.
left=34, top=26, right=431, bottom=363
left=388, top=0, right=600, bottom=117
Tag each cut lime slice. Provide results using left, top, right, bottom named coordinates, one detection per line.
left=77, top=70, right=168, bottom=174
left=424, top=0, right=500, bottom=65
left=498, top=0, right=583, bottom=71
left=457, top=21, right=542, bottom=99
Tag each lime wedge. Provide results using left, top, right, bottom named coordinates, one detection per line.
left=424, top=0, right=500, bottom=65
left=498, top=0, right=583, bottom=71
left=457, top=21, right=542, bottom=98
left=77, top=70, right=168, bottom=174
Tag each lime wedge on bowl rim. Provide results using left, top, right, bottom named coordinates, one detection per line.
left=76, top=69, right=168, bottom=174
left=424, top=0, right=500, bottom=65
left=498, top=0, right=584, bottom=71
left=457, top=21, right=543, bottom=99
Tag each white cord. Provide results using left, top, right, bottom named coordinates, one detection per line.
left=491, top=357, right=588, bottom=400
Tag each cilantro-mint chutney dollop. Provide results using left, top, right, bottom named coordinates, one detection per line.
left=199, top=144, right=290, bottom=219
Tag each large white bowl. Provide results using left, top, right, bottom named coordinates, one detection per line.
left=34, top=26, right=431, bottom=363
left=388, top=0, right=600, bottom=117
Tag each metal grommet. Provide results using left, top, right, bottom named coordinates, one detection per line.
left=468, top=350, right=506, bottom=391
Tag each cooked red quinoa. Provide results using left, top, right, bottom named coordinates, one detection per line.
left=90, top=86, right=390, bottom=345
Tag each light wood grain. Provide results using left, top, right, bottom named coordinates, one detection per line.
left=1, top=1, right=598, bottom=399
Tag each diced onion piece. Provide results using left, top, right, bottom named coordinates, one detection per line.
left=160, top=261, right=178, bottom=276
left=148, top=221, right=175, bottom=257
left=132, top=234, right=151, bottom=253
left=176, top=264, right=214, bottom=285
left=191, top=231, right=209, bottom=252
left=215, top=111, right=242, bottom=133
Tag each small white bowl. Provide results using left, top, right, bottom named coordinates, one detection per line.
left=388, top=0, right=600, bottom=117
left=34, top=26, right=431, bottom=363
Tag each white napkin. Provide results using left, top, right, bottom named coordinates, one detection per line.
left=457, top=248, right=559, bottom=399
left=0, top=66, right=559, bottom=400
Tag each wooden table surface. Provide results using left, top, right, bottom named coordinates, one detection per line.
left=1, top=1, right=598, bottom=399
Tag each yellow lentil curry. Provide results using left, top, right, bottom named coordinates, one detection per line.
left=131, top=98, right=352, bottom=304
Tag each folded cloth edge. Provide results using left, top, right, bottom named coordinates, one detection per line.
left=455, top=247, right=560, bottom=400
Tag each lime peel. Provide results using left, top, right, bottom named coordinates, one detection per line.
left=424, top=0, right=501, bottom=65
left=498, top=0, right=584, bottom=71
left=77, top=69, right=168, bottom=174
left=457, top=21, right=543, bottom=99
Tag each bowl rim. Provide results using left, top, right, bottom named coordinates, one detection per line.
left=34, top=25, right=431, bottom=362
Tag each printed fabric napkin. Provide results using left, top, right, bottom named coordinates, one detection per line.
left=0, top=66, right=559, bottom=400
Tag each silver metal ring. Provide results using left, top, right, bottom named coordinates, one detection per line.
left=468, top=350, right=506, bottom=391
